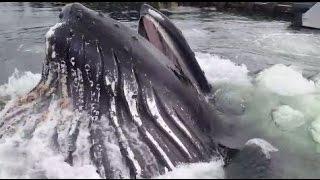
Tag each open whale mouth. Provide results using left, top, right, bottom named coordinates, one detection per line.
left=139, top=9, right=178, bottom=63
left=138, top=4, right=211, bottom=93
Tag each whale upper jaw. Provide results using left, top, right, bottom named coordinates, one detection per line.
left=138, top=4, right=212, bottom=94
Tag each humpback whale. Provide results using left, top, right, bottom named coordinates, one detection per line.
left=0, top=3, right=279, bottom=179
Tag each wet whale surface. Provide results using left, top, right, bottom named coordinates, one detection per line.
left=0, top=3, right=226, bottom=178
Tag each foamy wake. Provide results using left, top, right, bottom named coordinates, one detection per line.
left=1, top=52, right=320, bottom=178
left=154, top=158, right=225, bottom=179
left=255, top=64, right=316, bottom=96
left=196, top=52, right=252, bottom=87
left=0, top=100, right=100, bottom=179
left=196, top=52, right=320, bottom=153
left=0, top=68, right=41, bottom=99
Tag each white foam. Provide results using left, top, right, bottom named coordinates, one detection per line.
left=0, top=101, right=100, bottom=179
left=0, top=69, right=41, bottom=99
left=310, top=116, right=320, bottom=144
left=154, top=158, right=225, bottom=179
left=255, top=64, right=316, bottom=96
left=39, top=156, right=100, bottom=179
left=245, top=138, right=278, bottom=159
left=196, top=52, right=252, bottom=86
left=272, top=105, right=305, bottom=131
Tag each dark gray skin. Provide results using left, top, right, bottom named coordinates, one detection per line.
left=35, top=3, right=221, bottom=178
left=0, top=3, right=280, bottom=179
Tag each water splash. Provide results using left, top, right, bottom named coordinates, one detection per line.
left=0, top=100, right=100, bottom=179
left=0, top=68, right=41, bottom=99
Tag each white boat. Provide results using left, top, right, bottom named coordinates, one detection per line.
left=302, top=2, right=320, bottom=29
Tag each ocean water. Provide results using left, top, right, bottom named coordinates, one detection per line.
left=1, top=2, right=320, bottom=179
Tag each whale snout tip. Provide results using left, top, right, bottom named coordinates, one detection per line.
left=140, top=3, right=153, bottom=15
left=140, top=3, right=164, bottom=21
left=59, top=3, right=92, bottom=22
left=63, top=2, right=86, bottom=12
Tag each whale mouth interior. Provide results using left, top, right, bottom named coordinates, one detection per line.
left=139, top=15, right=182, bottom=64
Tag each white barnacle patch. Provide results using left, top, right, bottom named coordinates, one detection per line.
left=45, top=22, right=64, bottom=55
left=45, top=23, right=64, bottom=40
left=60, top=61, right=67, bottom=74
left=51, top=45, right=56, bottom=59
left=70, top=57, right=75, bottom=67
left=105, top=73, right=116, bottom=93
left=96, top=45, right=100, bottom=54
left=146, top=90, right=191, bottom=159
left=84, top=64, right=90, bottom=74
left=96, top=84, right=101, bottom=102
left=105, top=76, right=111, bottom=86
left=60, top=61, right=68, bottom=98
left=76, top=68, right=85, bottom=111
left=66, top=37, right=72, bottom=43
left=90, top=91, right=96, bottom=102
left=42, top=61, right=60, bottom=88
left=148, top=9, right=164, bottom=21
left=89, top=80, right=94, bottom=87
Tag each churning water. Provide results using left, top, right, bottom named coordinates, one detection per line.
left=1, top=2, right=320, bottom=179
